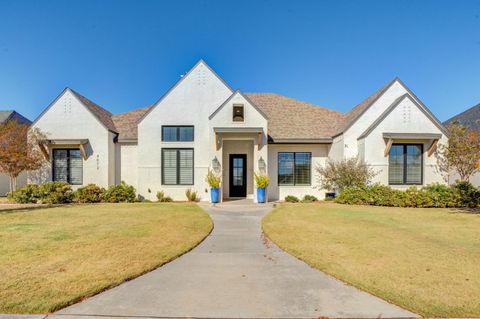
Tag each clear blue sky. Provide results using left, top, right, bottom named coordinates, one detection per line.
left=0, top=0, right=479, bottom=122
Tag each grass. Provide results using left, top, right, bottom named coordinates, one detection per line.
left=0, top=203, right=213, bottom=313
left=262, top=202, right=480, bottom=317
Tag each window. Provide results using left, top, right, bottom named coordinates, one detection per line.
left=233, top=104, right=244, bottom=122
left=162, top=148, right=194, bottom=185
left=52, top=149, right=83, bottom=185
left=162, top=126, right=194, bottom=141
left=278, top=152, right=311, bottom=185
left=389, top=144, right=423, bottom=185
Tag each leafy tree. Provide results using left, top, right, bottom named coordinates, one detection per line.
left=438, top=122, right=480, bottom=181
left=0, top=120, right=46, bottom=192
left=316, top=156, right=377, bottom=192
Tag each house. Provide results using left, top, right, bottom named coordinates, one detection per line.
left=444, top=103, right=480, bottom=186
left=29, top=60, right=449, bottom=202
left=0, top=111, right=32, bottom=196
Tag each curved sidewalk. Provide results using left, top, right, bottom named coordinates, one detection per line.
left=54, top=201, right=417, bottom=318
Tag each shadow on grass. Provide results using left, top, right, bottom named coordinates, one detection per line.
left=448, top=207, right=480, bottom=214
left=0, top=204, right=67, bottom=214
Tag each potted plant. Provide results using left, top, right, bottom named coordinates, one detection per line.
left=254, top=173, right=269, bottom=203
left=205, top=169, right=221, bottom=203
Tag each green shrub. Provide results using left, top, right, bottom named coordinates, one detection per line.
left=285, top=195, right=299, bottom=203
left=453, top=181, right=480, bottom=208
left=185, top=189, right=198, bottom=202
left=74, top=184, right=105, bottom=203
left=336, top=183, right=478, bottom=208
left=157, top=191, right=173, bottom=202
left=7, top=184, right=41, bottom=203
left=103, top=181, right=136, bottom=203
left=302, top=195, right=318, bottom=203
left=37, top=182, right=74, bottom=204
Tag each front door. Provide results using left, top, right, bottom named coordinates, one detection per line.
left=229, top=154, right=247, bottom=197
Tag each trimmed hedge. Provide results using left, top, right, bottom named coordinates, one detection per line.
left=336, top=182, right=479, bottom=208
left=102, top=181, right=136, bottom=203
left=75, top=184, right=105, bottom=203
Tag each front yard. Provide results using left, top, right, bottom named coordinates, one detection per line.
left=262, top=202, right=480, bottom=317
left=0, top=203, right=212, bottom=313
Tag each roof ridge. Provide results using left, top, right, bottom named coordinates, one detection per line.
left=112, top=104, right=153, bottom=118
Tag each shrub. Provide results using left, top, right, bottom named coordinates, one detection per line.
left=453, top=181, right=480, bottom=208
left=74, top=184, right=105, bottom=203
left=103, top=181, right=136, bottom=203
left=254, top=173, right=269, bottom=188
left=185, top=189, right=198, bottom=202
left=7, top=184, right=40, bottom=203
left=205, top=169, right=221, bottom=188
left=302, top=195, right=318, bottom=203
left=157, top=191, right=173, bottom=202
left=37, top=182, right=74, bottom=204
left=316, top=157, right=377, bottom=192
left=285, top=195, right=299, bottom=203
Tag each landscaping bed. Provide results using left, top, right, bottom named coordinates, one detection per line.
left=0, top=203, right=212, bottom=313
left=262, top=202, right=480, bottom=317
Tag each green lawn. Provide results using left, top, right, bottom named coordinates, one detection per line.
left=263, top=202, right=480, bottom=317
left=0, top=203, right=212, bottom=313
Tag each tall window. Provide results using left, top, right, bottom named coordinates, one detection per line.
left=233, top=105, right=244, bottom=122
left=389, top=144, right=423, bottom=185
left=278, top=152, right=311, bottom=185
left=52, top=149, right=83, bottom=185
left=162, top=126, right=194, bottom=142
left=162, top=148, right=194, bottom=185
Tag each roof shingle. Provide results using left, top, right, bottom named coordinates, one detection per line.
left=444, top=103, right=480, bottom=131
left=245, top=93, right=346, bottom=141
left=112, top=105, right=152, bottom=140
left=69, top=89, right=118, bottom=132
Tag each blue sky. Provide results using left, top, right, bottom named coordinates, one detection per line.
left=0, top=0, right=479, bottom=121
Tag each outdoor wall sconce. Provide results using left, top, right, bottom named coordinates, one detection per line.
left=212, top=157, right=221, bottom=173
left=258, top=156, right=266, bottom=173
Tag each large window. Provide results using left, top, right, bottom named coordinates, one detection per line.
left=162, top=126, right=194, bottom=142
left=52, top=149, right=83, bottom=185
left=389, top=144, right=423, bottom=185
left=278, top=152, right=311, bottom=185
left=162, top=148, right=194, bottom=185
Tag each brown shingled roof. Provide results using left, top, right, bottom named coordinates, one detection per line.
left=69, top=89, right=118, bottom=132
left=112, top=105, right=153, bottom=140
left=245, top=93, right=346, bottom=141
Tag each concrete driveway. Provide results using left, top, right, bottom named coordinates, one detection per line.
left=55, top=200, right=417, bottom=319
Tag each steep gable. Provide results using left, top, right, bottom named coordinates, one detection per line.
left=32, top=88, right=117, bottom=133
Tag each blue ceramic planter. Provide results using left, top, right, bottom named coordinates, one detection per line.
left=210, top=188, right=220, bottom=203
left=257, top=187, right=266, bottom=203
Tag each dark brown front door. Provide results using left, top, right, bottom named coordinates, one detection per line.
left=229, top=154, right=247, bottom=197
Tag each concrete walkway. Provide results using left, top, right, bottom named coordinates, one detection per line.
left=52, top=200, right=416, bottom=319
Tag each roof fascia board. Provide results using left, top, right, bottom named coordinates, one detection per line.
left=139, top=59, right=234, bottom=124
left=68, top=89, right=116, bottom=133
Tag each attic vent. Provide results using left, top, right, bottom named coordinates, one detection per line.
left=64, top=95, right=72, bottom=113
left=196, top=66, right=206, bottom=86
left=402, top=103, right=411, bottom=124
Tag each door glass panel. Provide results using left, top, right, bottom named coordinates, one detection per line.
left=233, top=158, right=243, bottom=186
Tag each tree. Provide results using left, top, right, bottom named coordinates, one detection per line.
left=438, top=122, right=480, bottom=181
left=316, top=156, right=377, bottom=192
left=0, top=120, right=46, bottom=192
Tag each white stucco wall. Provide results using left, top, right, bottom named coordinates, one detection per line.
left=268, top=144, right=329, bottom=201
left=29, top=89, right=113, bottom=188
left=115, top=143, right=138, bottom=190
left=137, top=61, right=233, bottom=201
left=0, top=171, right=27, bottom=196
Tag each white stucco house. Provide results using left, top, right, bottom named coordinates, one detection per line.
left=29, top=60, right=449, bottom=202
left=0, top=110, right=31, bottom=196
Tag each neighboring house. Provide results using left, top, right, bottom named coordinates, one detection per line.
left=29, top=60, right=449, bottom=202
left=0, top=110, right=32, bottom=196
left=444, top=103, right=480, bottom=186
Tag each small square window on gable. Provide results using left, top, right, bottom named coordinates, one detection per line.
left=233, top=104, right=244, bottom=122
